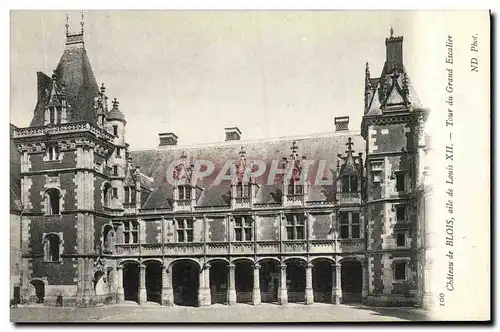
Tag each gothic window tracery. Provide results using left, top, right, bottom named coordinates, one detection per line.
left=176, top=218, right=194, bottom=242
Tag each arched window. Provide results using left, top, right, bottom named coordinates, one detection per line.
left=43, top=233, right=61, bottom=262
left=103, top=183, right=112, bottom=207
left=102, top=225, right=115, bottom=253
left=45, top=188, right=60, bottom=215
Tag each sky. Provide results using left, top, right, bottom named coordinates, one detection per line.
left=10, top=11, right=434, bottom=150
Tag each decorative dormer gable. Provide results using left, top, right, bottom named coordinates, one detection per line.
left=336, top=137, right=363, bottom=193
left=44, top=71, right=69, bottom=125
left=283, top=141, right=307, bottom=197
left=173, top=151, right=194, bottom=187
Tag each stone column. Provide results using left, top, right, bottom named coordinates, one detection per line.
left=227, top=264, right=237, bottom=305
left=332, top=262, right=342, bottom=305
left=252, top=263, right=261, bottom=306
left=138, top=264, right=147, bottom=305
left=161, top=264, right=174, bottom=306
left=362, top=260, right=368, bottom=301
left=117, top=265, right=124, bottom=303
left=279, top=264, right=288, bottom=305
left=305, top=263, right=314, bottom=305
left=199, top=263, right=211, bottom=306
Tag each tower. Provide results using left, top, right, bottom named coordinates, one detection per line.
left=12, top=14, right=125, bottom=306
left=361, top=30, right=429, bottom=305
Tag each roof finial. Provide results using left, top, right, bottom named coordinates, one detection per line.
left=112, top=98, right=119, bottom=108
left=346, top=137, right=354, bottom=152
left=100, top=83, right=106, bottom=94
left=390, top=25, right=394, bottom=38
left=239, top=146, right=246, bottom=159
left=80, top=11, right=84, bottom=34
left=290, top=141, right=298, bottom=158
left=65, top=14, right=69, bottom=36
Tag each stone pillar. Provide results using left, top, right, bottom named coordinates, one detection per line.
left=279, top=264, right=288, bottom=305
left=199, top=263, right=211, bottom=306
left=362, top=260, right=368, bottom=301
left=138, top=264, right=147, bottom=305
left=227, top=264, right=237, bottom=305
left=332, top=262, right=342, bottom=305
left=161, top=264, right=174, bottom=306
left=305, top=263, right=314, bottom=305
left=83, top=258, right=91, bottom=306
left=252, top=263, right=261, bottom=306
left=117, top=265, right=124, bottom=303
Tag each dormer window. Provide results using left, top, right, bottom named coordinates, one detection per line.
left=236, top=182, right=251, bottom=198
left=341, top=175, right=358, bottom=192
left=47, top=145, right=60, bottom=161
left=112, top=166, right=118, bottom=176
left=116, top=148, right=121, bottom=158
left=288, top=179, right=303, bottom=195
left=46, top=107, right=63, bottom=125
left=178, top=185, right=191, bottom=200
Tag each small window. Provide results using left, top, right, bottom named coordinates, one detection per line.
left=177, top=218, right=194, bottom=243
left=339, top=212, right=349, bottom=239
left=113, top=125, right=118, bottom=136
left=112, top=188, right=118, bottom=198
left=122, top=221, right=139, bottom=244
left=394, top=261, right=407, bottom=281
left=56, top=107, right=62, bottom=124
left=116, top=148, right=121, bottom=158
left=396, top=233, right=406, bottom=247
left=45, top=188, right=60, bottom=215
left=178, top=185, right=191, bottom=200
left=103, top=184, right=112, bottom=207
left=396, top=173, right=406, bottom=192
left=396, top=205, right=407, bottom=221
left=49, top=107, right=55, bottom=124
left=234, top=216, right=253, bottom=241
left=351, top=212, right=360, bottom=239
left=47, top=145, right=60, bottom=161
left=288, top=179, right=303, bottom=195
left=43, top=233, right=61, bottom=262
left=124, top=187, right=129, bottom=203
left=113, top=166, right=118, bottom=176
left=236, top=183, right=251, bottom=198
left=285, top=214, right=305, bottom=240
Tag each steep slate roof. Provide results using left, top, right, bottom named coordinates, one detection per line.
left=30, top=37, right=100, bottom=126
left=131, top=132, right=365, bottom=209
left=10, top=124, right=22, bottom=213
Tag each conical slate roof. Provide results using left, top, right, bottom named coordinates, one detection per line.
left=107, top=99, right=126, bottom=123
left=30, top=33, right=100, bottom=126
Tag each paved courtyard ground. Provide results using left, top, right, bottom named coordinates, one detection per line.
left=11, top=302, right=428, bottom=323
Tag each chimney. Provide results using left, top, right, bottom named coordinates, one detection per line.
left=225, top=127, right=242, bottom=141
left=334, top=116, right=349, bottom=132
left=158, top=132, right=178, bottom=146
left=385, top=31, right=403, bottom=72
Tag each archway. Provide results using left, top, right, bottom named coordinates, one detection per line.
left=259, top=259, right=279, bottom=303
left=341, top=260, right=363, bottom=303
left=30, top=280, right=45, bottom=303
left=285, top=258, right=306, bottom=303
left=209, top=260, right=228, bottom=304
left=172, top=260, right=199, bottom=306
left=122, top=262, right=140, bottom=303
left=145, top=261, right=162, bottom=304
left=235, top=261, right=253, bottom=303
left=94, top=271, right=106, bottom=296
left=312, top=259, right=333, bottom=303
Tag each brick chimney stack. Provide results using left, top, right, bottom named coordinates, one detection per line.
left=385, top=29, right=404, bottom=72
left=225, top=127, right=242, bottom=141
left=334, top=116, right=349, bottom=131
left=158, top=133, right=178, bottom=146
